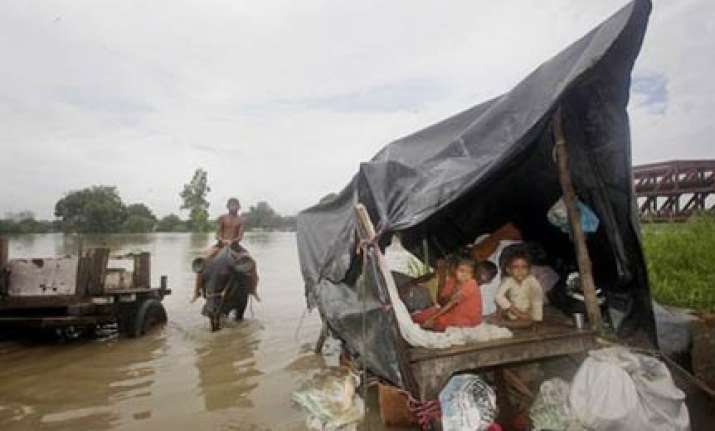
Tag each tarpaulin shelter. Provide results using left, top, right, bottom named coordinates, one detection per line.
left=297, top=0, right=654, bottom=386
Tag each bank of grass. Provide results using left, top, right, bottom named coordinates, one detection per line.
left=642, top=215, right=715, bottom=312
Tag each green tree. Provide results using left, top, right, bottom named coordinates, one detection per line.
left=156, top=214, right=187, bottom=232
left=126, top=203, right=156, bottom=221
left=180, top=168, right=211, bottom=232
left=54, top=186, right=127, bottom=233
left=243, top=201, right=279, bottom=230
left=121, top=203, right=157, bottom=233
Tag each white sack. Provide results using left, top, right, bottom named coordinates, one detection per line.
left=569, top=347, right=690, bottom=431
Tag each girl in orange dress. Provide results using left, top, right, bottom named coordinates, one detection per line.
left=412, top=258, right=482, bottom=331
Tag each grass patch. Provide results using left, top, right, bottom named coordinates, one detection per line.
left=642, top=215, right=715, bottom=312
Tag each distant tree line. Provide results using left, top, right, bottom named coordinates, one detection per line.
left=0, top=169, right=297, bottom=235
left=0, top=211, right=58, bottom=234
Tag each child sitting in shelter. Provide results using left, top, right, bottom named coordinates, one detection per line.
left=475, top=260, right=499, bottom=317
left=492, top=250, right=544, bottom=328
left=411, top=258, right=482, bottom=331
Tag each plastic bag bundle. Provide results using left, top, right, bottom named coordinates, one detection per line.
left=291, top=368, right=364, bottom=431
left=439, top=375, right=497, bottom=431
left=569, top=347, right=690, bottom=431
left=530, top=378, right=586, bottom=431
left=547, top=197, right=600, bottom=235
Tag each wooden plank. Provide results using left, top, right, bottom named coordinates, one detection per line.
left=0, top=237, right=8, bottom=269
left=133, top=252, right=151, bottom=289
left=102, top=287, right=165, bottom=295
left=552, top=108, right=603, bottom=332
left=75, top=255, right=91, bottom=297
left=411, top=331, right=597, bottom=400
left=0, top=295, right=83, bottom=310
left=410, top=327, right=596, bottom=362
left=7, top=257, right=78, bottom=296
left=76, top=248, right=109, bottom=297
left=0, top=315, right=113, bottom=328
left=0, top=237, right=8, bottom=296
left=87, top=248, right=109, bottom=296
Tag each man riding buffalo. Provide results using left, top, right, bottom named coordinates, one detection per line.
left=192, top=198, right=259, bottom=331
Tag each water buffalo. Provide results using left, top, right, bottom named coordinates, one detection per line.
left=192, top=244, right=259, bottom=331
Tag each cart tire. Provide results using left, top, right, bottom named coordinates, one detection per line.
left=132, top=299, right=167, bottom=337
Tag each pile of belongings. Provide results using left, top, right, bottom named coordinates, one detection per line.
left=292, top=367, right=365, bottom=431
left=530, top=347, right=690, bottom=431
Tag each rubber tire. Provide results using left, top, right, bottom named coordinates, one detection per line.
left=131, top=299, right=167, bottom=337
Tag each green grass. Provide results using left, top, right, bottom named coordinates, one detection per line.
left=642, top=215, right=715, bottom=312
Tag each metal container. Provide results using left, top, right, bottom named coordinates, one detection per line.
left=573, top=312, right=585, bottom=329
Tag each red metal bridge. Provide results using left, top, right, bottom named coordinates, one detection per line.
left=633, top=160, right=715, bottom=222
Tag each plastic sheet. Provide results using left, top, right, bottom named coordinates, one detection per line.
left=297, top=0, right=656, bottom=385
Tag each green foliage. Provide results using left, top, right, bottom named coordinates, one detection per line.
left=242, top=201, right=296, bottom=231
left=180, top=168, right=211, bottom=232
left=156, top=214, right=187, bottom=232
left=243, top=201, right=278, bottom=229
left=126, top=203, right=156, bottom=221
left=54, top=186, right=127, bottom=233
left=121, top=215, right=155, bottom=233
left=642, top=215, right=715, bottom=312
left=121, top=203, right=157, bottom=233
left=0, top=213, right=57, bottom=234
left=406, top=256, right=431, bottom=278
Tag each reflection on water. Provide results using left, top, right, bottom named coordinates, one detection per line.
left=1, top=232, right=379, bottom=430
left=195, top=321, right=263, bottom=412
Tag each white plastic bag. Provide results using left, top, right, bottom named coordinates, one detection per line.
left=569, top=347, right=690, bottom=431
left=530, top=378, right=585, bottom=431
left=292, top=368, right=364, bottom=431
left=439, top=375, right=497, bottom=431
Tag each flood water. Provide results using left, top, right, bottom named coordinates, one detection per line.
left=0, top=232, right=409, bottom=430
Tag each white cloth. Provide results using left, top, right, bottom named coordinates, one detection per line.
left=380, top=250, right=512, bottom=348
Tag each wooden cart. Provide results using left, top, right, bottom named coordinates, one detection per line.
left=0, top=238, right=170, bottom=338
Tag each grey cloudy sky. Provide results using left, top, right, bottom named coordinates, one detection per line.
left=0, top=0, right=712, bottom=219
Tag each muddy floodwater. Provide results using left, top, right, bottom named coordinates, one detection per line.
left=0, top=232, right=409, bottom=430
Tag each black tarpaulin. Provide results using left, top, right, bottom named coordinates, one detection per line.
left=297, top=0, right=654, bottom=385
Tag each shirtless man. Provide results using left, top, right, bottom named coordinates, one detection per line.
left=192, top=198, right=245, bottom=302
left=216, top=198, right=244, bottom=249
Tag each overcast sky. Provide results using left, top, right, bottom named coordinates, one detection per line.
left=0, top=0, right=712, bottom=219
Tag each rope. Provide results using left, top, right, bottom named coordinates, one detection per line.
left=293, top=307, right=309, bottom=342
left=406, top=395, right=442, bottom=430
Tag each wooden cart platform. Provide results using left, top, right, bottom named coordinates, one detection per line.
left=0, top=238, right=171, bottom=337
left=409, top=320, right=598, bottom=400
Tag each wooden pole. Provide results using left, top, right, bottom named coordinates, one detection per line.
left=354, top=204, right=421, bottom=398
left=0, top=237, right=8, bottom=296
left=553, top=108, right=604, bottom=332
left=0, top=237, right=8, bottom=269
left=314, top=319, right=329, bottom=354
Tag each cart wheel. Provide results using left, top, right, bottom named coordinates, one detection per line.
left=132, top=299, right=167, bottom=337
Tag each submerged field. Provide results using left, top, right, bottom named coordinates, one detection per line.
left=641, top=215, right=715, bottom=312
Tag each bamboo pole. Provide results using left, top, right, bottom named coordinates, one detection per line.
left=553, top=108, right=603, bottom=333
left=354, top=204, right=421, bottom=398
